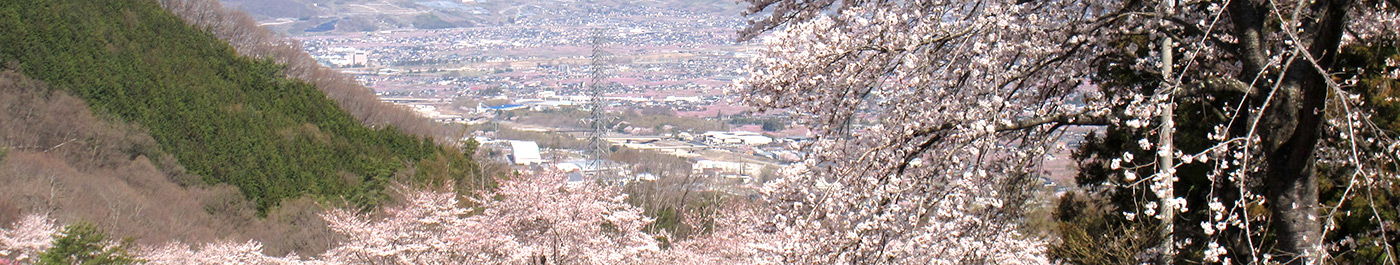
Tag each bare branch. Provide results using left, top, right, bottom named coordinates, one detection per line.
left=997, top=112, right=1112, bottom=132
left=1179, top=76, right=1260, bottom=96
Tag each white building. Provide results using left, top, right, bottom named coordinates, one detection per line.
left=537, top=91, right=557, bottom=99
left=350, top=51, right=369, bottom=66
left=509, top=141, right=544, bottom=165
left=693, top=159, right=765, bottom=176
left=327, top=47, right=371, bottom=67
left=699, top=131, right=773, bottom=146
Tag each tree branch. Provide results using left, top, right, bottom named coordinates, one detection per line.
left=1178, top=76, right=1260, bottom=96
left=890, top=112, right=1111, bottom=176
left=997, top=112, right=1112, bottom=132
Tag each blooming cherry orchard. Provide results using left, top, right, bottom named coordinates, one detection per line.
left=141, top=241, right=318, bottom=265
left=738, top=0, right=1399, bottom=263
left=0, top=173, right=779, bottom=264
left=318, top=172, right=792, bottom=264
left=320, top=172, right=664, bottom=264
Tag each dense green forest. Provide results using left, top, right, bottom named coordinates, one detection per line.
left=0, top=0, right=482, bottom=213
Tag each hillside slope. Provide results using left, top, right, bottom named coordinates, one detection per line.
left=0, top=70, right=337, bottom=254
left=0, top=0, right=484, bottom=214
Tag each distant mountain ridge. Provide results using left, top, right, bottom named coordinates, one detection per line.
left=221, top=0, right=747, bottom=33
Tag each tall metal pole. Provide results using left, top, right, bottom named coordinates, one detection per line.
left=1156, top=0, right=1177, bottom=262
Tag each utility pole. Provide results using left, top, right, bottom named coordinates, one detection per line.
left=1156, top=0, right=1177, bottom=263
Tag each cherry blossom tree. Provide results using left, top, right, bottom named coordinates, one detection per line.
left=319, top=172, right=665, bottom=264
left=738, top=0, right=1125, bottom=262
left=1, top=215, right=308, bottom=264
left=140, top=241, right=316, bottom=265
left=737, top=0, right=1399, bottom=263
left=0, top=214, right=56, bottom=264
left=656, top=202, right=783, bottom=264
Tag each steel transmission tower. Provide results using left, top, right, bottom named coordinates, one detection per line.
left=584, top=28, right=613, bottom=179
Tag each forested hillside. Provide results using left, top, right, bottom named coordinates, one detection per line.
left=0, top=0, right=484, bottom=214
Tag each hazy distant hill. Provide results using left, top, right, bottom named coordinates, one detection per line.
left=221, top=0, right=746, bottom=33
left=221, top=0, right=318, bottom=19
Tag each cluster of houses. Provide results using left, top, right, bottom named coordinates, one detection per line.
left=486, top=127, right=798, bottom=185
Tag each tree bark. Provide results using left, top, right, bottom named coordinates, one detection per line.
left=1247, top=0, right=1351, bottom=262
left=1262, top=116, right=1324, bottom=264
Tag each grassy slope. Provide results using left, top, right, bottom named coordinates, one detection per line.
left=0, top=0, right=480, bottom=213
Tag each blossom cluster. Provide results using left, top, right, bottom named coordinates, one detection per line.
left=0, top=172, right=782, bottom=265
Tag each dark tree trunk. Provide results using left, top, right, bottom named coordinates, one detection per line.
left=1230, top=0, right=1352, bottom=262
left=1262, top=101, right=1325, bottom=263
